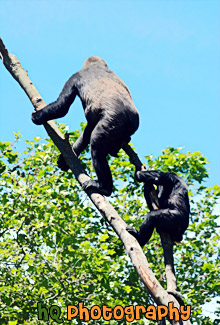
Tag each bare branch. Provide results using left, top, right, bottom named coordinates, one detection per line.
left=0, top=38, right=191, bottom=324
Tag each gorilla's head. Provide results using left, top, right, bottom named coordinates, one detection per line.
left=82, top=56, right=108, bottom=69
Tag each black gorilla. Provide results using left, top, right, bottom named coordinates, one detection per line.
left=127, top=170, right=190, bottom=246
left=32, top=57, right=139, bottom=196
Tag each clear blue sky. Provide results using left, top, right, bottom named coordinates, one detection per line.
left=0, top=0, right=220, bottom=187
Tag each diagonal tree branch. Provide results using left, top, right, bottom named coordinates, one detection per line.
left=0, top=37, right=191, bottom=324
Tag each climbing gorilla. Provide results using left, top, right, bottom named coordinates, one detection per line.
left=126, top=170, right=190, bottom=246
left=32, top=57, right=139, bottom=196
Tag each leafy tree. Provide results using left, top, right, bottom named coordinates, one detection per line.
left=0, top=125, right=219, bottom=324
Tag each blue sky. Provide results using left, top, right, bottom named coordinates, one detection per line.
left=0, top=0, right=219, bottom=187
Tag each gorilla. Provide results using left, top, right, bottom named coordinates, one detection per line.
left=127, top=170, right=190, bottom=246
left=32, top=57, right=139, bottom=196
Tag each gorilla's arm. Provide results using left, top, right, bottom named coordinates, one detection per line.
left=136, top=170, right=166, bottom=210
left=136, top=170, right=179, bottom=210
left=32, top=74, right=79, bottom=125
left=135, top=170, right=166, bottom=185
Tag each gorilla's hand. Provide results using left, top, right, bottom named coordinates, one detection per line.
left=135, top=170, right=154, bottom=182
left=31, top=109, right=46, bottom=125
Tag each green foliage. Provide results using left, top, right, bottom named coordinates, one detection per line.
left=0, top=126, right=219, bottom=324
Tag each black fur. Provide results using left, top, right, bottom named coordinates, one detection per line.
left=126, top=170, right=190, bottom=246
left=32, top=57, right=139, bottom=196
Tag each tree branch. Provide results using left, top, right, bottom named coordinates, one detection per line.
left=0, top=38, right=191, bottom=324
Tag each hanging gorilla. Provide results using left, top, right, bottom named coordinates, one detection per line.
left=126, top=170, right=190, bottom=246
left=32, top=57, right=139, bottom=196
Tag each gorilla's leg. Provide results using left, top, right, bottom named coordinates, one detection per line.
left=127, top=212, right=156, bottom=247
left=82, top=123, right=113, bottom=196
left=127, top=209, right=176, bottom=247
left=82, top=147, right=113, bottom=196
left=82, top=115, right=132, bottom=196
left=92, top=148, right=113, bottom=195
